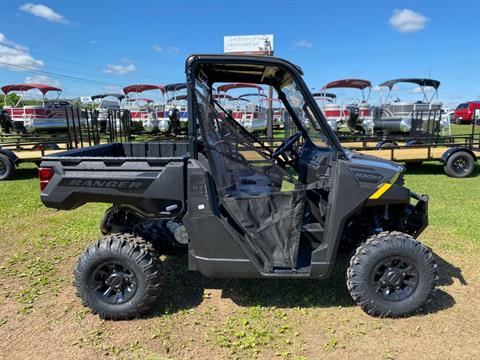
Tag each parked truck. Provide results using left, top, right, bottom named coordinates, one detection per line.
left=39, top=55, right=437, bottom=320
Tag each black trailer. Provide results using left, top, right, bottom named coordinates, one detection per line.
left=338, top=121, right=480, bottom=178
left=39, top=54, right=437, bottom=320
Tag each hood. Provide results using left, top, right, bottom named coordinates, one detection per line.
left=345, top=150, right=404, bottom=186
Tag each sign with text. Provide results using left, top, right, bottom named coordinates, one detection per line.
left=224, top=34, right=274, bottom=55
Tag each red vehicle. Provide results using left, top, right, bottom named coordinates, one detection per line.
left=453, top=101, right=480, bottom=124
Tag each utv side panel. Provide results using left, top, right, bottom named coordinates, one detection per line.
left=183, top=161, right=261, bottom=278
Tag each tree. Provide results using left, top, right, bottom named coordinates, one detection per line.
left=0, top=93, right=21, bottom=108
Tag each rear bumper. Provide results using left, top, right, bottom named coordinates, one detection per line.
left=405, top=192, right=428, bottom=238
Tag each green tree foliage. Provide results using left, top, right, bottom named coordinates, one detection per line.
left=0, top=93, right=21, bottom=108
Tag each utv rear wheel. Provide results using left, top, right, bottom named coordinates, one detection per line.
left=0, top=154, right=15, bottom=181
left=347, top=231, right=437, bottom=317
left=74, top=233, right=161, bottom=320
left=444, top=151, right=475, bottom=178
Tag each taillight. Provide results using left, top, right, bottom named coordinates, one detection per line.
left=39, top=167, right=54, bottom=191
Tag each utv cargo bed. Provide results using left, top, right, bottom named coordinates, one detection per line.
left=40, top=142, right=189, bottom=212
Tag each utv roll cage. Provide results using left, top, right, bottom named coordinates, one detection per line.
left=185, top=54, right=346, bottom=160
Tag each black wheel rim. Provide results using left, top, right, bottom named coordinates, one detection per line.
left=92, top=262, right=138, bottom=304
left=0, top=159, right=7, bottom=177
left=452, top=156, right=469, bottom=175
left=372, top=257, right=419, bottom=302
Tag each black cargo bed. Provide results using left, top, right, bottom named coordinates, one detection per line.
left=43, top=142, right=189, bottom=160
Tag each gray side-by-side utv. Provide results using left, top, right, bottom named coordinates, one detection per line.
left=39, top=55, right=437, bottom=320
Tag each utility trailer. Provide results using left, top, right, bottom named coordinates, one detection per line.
left=40, top=54, right=437, bottom=320
left=0, top=108, right=131, bottom=181
left=337, top=120, right=480, bottom=178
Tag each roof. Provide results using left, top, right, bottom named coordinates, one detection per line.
left=379, top=78, right=441, bottom=89
left=322, top=79, right=371, bottom=90
left=1, top=84, right=62, bottom=95
left=91, top=93, right=125, bottom=101
left=312, top=92, right=337, bottom=99
left=216, top=83, right=264, bottom=92
left=164, top=83, right=186, bottom=92
left=123, top=84, right=165, bottom=95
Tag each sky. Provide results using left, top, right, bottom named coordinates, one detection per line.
left=0, top=0, right=479, bottom=107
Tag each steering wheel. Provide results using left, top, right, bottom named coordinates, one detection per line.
left=272, top=131, right=302, bottom=165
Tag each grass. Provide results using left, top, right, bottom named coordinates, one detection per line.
left=0, top=162, right=479, bottom=359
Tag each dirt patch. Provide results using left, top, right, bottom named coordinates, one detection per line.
left=1, top=239, right=479, bottom=359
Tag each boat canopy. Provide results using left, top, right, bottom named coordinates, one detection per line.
left=170, top=95, right=188, bottom=101
left=1, top=83, right=62, bottom=95
left=123, top=84, right=165, bottom=95
left=238, top=93, right=268, bottom=99
left=379, top=78, right=441, bottom=89
left=213, top=94, right=235, bottom=100
left=322, top=79, right=371, bottom=90
left=127, top=98, right=154, bottom=103
left=91, top=93, right=125, bottom=101
left=164, top=83, right=187, bottom=92
left=312, top=92, right=337, bottom=99
left=217, top=83, right=264, bottom=92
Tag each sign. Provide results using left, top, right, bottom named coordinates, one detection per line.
left=224, top=34, right=274, bottom=55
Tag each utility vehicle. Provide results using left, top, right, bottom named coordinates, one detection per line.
left=39, top=55, right=437, bottom=320
left=453, top=101, right=480, bottom=124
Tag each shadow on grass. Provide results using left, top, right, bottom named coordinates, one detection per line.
left=404, top=162, right=479, bottom=177
left=11, top=165, right=39, bottom=180
left=147, top=250, right=463, bottom=318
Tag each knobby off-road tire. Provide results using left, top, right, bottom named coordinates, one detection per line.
left=74, top=233, right=161, bottom=320
left=444, top=151, right=475, bottom=178
left=347, top=231, right=438, bottom=318
left=0, top=154, right=15, bottom=181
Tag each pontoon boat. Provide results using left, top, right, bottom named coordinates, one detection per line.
left=217, top=83, right=267, bottom=133
left=1, top=84, right=72, bottom=132
left=320, top=79, right=373, bottom=133
left=163, top=83, right=188, bottom=133
left=91, top=93, right=125, bottom=132
left=123, top=84, right=166, bottom=133
left=373, top=78, right=445, bottom=134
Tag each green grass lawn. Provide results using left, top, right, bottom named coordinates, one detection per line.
left=0, top=162, right=479, bottom=359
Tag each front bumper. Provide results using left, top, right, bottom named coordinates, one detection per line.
left=405, top=192, right=428, bottom=238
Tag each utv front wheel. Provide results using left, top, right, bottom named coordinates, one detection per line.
left=347, top=232, right=437, bottom=317
left=74, top=233, right=161, bottom=320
